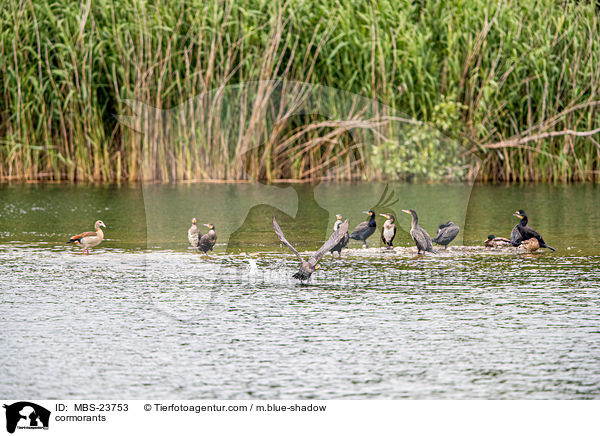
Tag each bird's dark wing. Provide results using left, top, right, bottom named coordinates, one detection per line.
left=437, top=222, right=452, bottom=231
left=308, top=220, right=349, bottom=267
left=521, top=225, right=541, bottom=240
left=510, top=225, right=523, bottom=246
left=272, top=216, right=305, bottom=263
left=412, top=226, right=433, bottom=251
left=350, top=221, right=368, bottom=238
left=433, top=224, right=459, bottom=243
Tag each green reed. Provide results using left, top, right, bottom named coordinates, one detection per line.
left=1, top=0, right=599, bottom=182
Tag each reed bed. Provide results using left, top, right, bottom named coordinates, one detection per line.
left=1, top=0, right=599, bottom=182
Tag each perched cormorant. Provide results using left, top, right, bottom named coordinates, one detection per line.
left=432, top=221, right=460, bottom=249
left=329, top=214, right=350, bottom=256
left=521, top=238, right=540, bottom=252
left=380, top=213, right=396, bottom=249
left=484, top=234, right=511, bottom=248
left=401, top=209, right=433, bottom=254
left=510, top=210, right=556, bottom=251
left=198, top=223, right=217, bottom=252
left=188, top=218, right=200, bottom=247
left=272, top=216, right=349, bottom=282
left=350, top=210, right=377, bottom=248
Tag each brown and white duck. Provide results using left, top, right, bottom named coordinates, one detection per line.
left=484, top=234, right=511, bottom=248
left=520, top=238, right=540, bottom=252
left=68, top=220, right=106, bottom=254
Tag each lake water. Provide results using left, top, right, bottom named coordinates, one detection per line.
left=1, top=182, right=599, bottom=399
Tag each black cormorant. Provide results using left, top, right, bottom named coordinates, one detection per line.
left=510, top=210, right=556, bottom=251
left=401, top=209, right=433, bottom=254
left=432, top=221, right=460, bottom=249
left=484, top=234, right=511, bottom=248
left=349, top=210, right=377, bottom=248
left=329, top=214, right=350, bottom=256
left=380, top=213, right=396, bottom=249
left=272, top=216, right=349, bottom=282
left=188, top=218, right=200, bottom=247
left=198, top=223, right=217, bottom=252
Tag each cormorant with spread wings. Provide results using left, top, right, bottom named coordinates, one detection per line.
left=272, top=216, right=349, bottom=282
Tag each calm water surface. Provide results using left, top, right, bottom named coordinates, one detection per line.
left=1, top=182, right=599, bottom=399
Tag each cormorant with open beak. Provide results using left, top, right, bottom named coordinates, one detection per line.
left=380, top=213, right=396, bottom=249
left=198, top=223, right=217, bottom=252
left=402, top=209, right=433, bottom=254
left=329, top=214, right=350, bottom=256
left=510, top=210, right=556, bottom=251
left=349, top=210, right=377, bottom=248
left=273, top=216, right=349, bottom=282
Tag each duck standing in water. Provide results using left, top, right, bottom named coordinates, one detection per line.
left=484, top=234, right=511, bottom=248
left=188, top=218, right=200, bottom=247
left=329, top=214, right=350, bottom=257
left=401, top=209, right=433, bottom=254
left=198, top=224, right=217, bottom=252
left=68, top=220, right=106, bottom=254
left=432, top=221, right=460, bottom=249
left=272, top=216, right=349, bottom=282
left=349, top=210, right=377, bottom=248
left=510, top=210, right=556, bottom=251
left=380, top=213, right=396, bottom=249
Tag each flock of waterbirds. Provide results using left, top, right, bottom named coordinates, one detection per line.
left=66, top=208, right=555, bottom=283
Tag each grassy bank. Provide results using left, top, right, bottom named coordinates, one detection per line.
left=1, top=0, right=600, bottom=182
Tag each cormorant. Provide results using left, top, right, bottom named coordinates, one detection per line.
left=198, top=223, right=217, bottom=252
left=484, top=234, right=511, bottom=248
left=510, top=210, right=556, bottom=251
left=329, top=214, right=350, bottom=256
left=521, top=238, right=540, bottom=252
left=68, top=220, right=106, bottom=254
left=272, top=216, right=349, bottom=282
left=349, top=210, right=377, bottom=248
left=432, top=221, right=460, bottom=249
left=380, top=213, right=396, bottom=249
left=401, top=209, right=433, bottom=254
left=188, top=218, right=200, bottom=247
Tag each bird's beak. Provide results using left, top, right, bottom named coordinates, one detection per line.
left=362, top=211, right=369, bottom=214
left=192, top=218, right=196, bottom=224
left=379, top=213, right=387, bottom=218
left=315, top=264, right=320, bottom=269
left=204, top=224, right=211, bottom=228
left=401, top=209, right=410, bottom=214
left=512, top=213, right=522, bottom=218
left=101, top=223, right=106, bottom=228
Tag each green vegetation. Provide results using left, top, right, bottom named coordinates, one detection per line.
left=1, top=0, right=599, bottom=182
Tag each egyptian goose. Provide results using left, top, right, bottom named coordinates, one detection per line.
left=68, top=220, right=106, bottom=254
left=198, top=224, right=217, bottom=253
left=188, top=218, right=200, bottom=247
